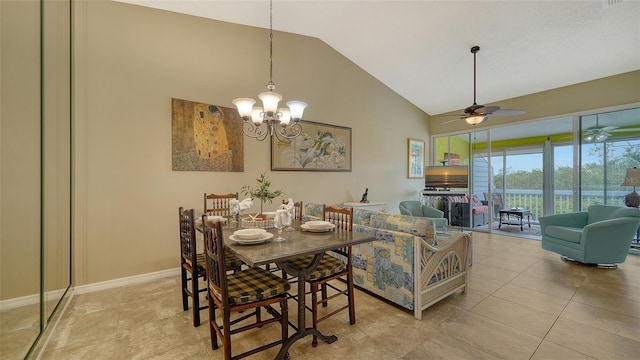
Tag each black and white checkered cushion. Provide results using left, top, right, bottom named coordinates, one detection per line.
left=212, top=267, right=291, bottom=305
left=286, top=254, right=345, bottom=281
left=224, top=249, right=245, bottom=269
left=194, top=250, right=244, bottom=270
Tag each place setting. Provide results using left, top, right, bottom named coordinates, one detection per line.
left=300, top=220, right=336, bottom=233
left=229, top=228, right=274, bottom=245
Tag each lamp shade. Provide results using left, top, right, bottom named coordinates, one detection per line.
left=258, top=91, right=282, bottom=114
left=594, top=133, right=608, bottom=142
left=232, top=98, right=256, bottom=119
left=286, top=100, right=307, bottom=120
left=251, top=107, right=263, bottom=125
left=465, top=115, right=486, bottom=125
left=278, top=108, right=291, bottom=125
left=622, top=167, right=640, bottom=186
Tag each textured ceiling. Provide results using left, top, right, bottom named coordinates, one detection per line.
left=116, top=0, right=640, bottom=116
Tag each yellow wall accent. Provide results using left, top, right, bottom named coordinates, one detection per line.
left=434, top=135, right=470, bottom=165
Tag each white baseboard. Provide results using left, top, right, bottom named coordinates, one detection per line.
left=1, top=268, right=180, bottom=310
left=74, top=267, right=180, bottom=294
left=0, top=288, right=68, bottom=312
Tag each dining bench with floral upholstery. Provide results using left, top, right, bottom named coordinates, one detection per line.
left=303, top=203, right=471, bottom=320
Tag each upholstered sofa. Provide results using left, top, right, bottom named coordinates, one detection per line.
left=304, top=203, right=471, bottom=320
left=540, top=205, right=640, bottom=267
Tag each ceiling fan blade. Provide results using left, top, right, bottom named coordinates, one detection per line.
left=490, top=109, right=526, bottom=117
left=611, top=126, right=640, bottom=132
left=474, top=105, right=501, bottom=115
left=440, top=117, right=463, bottom=124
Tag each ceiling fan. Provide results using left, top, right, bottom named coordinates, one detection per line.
left=442, top=46, right=525, bottom=126
left=583, top=116, right=618, bottom=142
left=582, top=115, right=640, bottom=142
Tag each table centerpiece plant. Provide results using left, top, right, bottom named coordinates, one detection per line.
left=241, top=173, right=283, bottom=219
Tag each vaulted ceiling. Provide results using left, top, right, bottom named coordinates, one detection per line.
left=116, top=0, right=639, bottom=117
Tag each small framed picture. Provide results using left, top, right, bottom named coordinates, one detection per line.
left=408, top=138, right=425, bottom=178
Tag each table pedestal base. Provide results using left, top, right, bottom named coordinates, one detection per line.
left=275, top=253, right=336, bottom=359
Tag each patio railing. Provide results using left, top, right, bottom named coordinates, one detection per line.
left=495, top=189, right=630, bottom=222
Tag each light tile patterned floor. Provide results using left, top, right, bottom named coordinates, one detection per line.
left=40, top=233, right=640, bottom=359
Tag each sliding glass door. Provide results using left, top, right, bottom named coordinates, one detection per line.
left=490, top=149, right=543, bottom=221
left=552, top=143, right=578, bottom=214
left=431, top=107, right=639, bottom=236
left=579, top=109, right=640, bottom=209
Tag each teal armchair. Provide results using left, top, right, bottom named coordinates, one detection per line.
left=540, top=205, right=640, bottom=268
left=399, top=200, right=448, bottom=232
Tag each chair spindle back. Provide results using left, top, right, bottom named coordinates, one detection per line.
left=203, top=217, right=228, bottom=302
left=204, top=192, right=238, bottom=217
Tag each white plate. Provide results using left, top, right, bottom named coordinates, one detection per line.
left=261, top=211, right=277, bottom=218
left=229, top=232, right=273, bottom=244
left=304, top=220, right=333, bottom=229
left=301, top=223, right=335, bottom=232
left=233, top=228, right=267, bottom=240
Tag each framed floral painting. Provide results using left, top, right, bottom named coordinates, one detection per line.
left=408, top=138, right=425, bottom=178
left=270, top=120, right=352, bottom=171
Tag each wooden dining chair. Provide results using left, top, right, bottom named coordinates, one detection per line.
left=286, top=205, right=355, bottom=347
left=179, top=207, right=244, bottom=327
left=202, top=219, right=290, bottom=360
left=204, top=192, right=238, bottom=217
left=179, top=207, right=208, bottom=327
left=282, top=199, right=303, bottom=220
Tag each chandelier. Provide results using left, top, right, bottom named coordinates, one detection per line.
left=232, top=0, right=307, bottom=142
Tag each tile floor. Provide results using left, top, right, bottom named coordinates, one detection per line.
left=40, top=232, right=640, bottom=359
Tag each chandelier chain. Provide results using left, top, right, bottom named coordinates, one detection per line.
left=268, top=0, right=274, bottom=86
left=231, top=0, right=307, bottom=141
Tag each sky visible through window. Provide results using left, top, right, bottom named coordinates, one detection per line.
left=494, top=147, right=601, bottom=173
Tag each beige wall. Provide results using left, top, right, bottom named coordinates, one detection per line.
left=1, top=0, right=42, bottom=299
left=73, top=1, right=429, bottom=285
left=73, top=1, right=639, bottom=286
left=429, top=70, right=640, bottom=134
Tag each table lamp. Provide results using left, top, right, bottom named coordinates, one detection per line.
left=621, top=167, right=640, bottom=208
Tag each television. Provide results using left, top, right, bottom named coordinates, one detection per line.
left=424, top=165, right=469, bottom=190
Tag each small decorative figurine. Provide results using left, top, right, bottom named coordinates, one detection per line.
left=360, top=188, right=369, bottom=203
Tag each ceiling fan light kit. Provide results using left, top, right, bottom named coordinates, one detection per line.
left=465, top=114, right=486, bottom=125
left=441, top=45, right=525, bottom=126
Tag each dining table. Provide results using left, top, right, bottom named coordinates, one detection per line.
left=223, top=220, right=375, bottom=360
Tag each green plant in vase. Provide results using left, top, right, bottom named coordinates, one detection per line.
left=241, top=173, right=283, bottom=218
